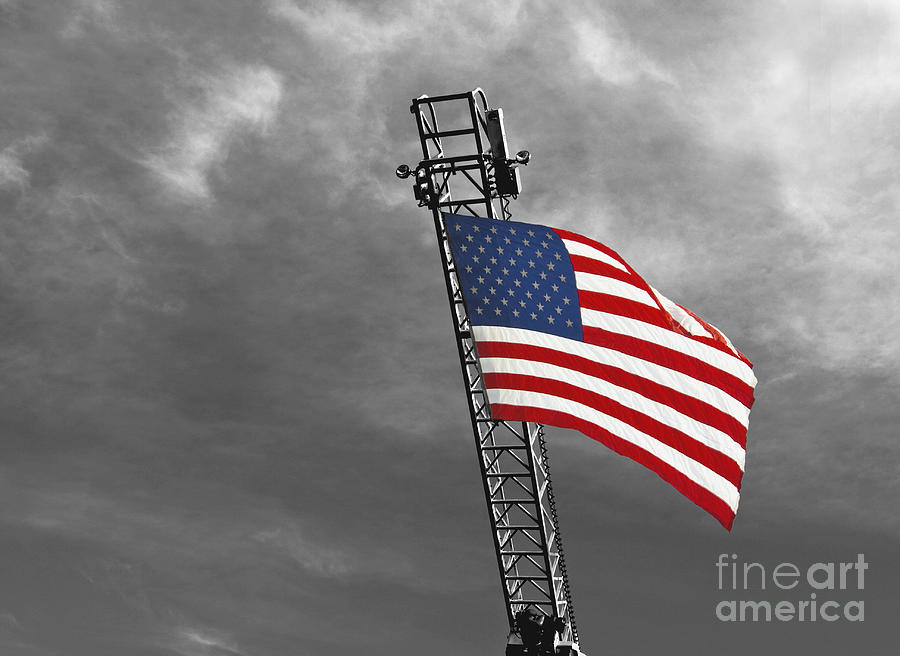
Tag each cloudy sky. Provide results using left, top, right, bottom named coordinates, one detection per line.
left=1, top=0, right=897, bottom=654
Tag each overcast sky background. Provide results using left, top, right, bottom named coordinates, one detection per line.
left=0, top=1, right=897, bottom=654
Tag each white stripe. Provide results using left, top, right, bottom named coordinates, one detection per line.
left=480, top=356, right=746, bottom=468
left=473, top=325, right=752, bottom=425
left=650, top=286, right=713, bottom=338
left=561, top=239, right=629, bottom=272
left=575, top=271, right=659, bottom=308
left=580, top=309, right=757, bottom=388
left=486, top=388, right=740, bottom=512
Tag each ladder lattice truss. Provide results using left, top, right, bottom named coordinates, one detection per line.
left=408, top=90, right=577, bottom=644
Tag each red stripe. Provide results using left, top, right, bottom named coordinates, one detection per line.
left=581, top=327, right=755, bottom=409
left=690, top=332, right=749, bottom=361
left=484, top=372, right=744, bottom=488
left=580, top=287, right=747, bottom=359
left=556, top=228, right=668, bottom=316
left=573, top=271, right=703, bottom=339
left=476, top=341, right=748, bottom=448
left=561, top=227, right=751, bottom=368
left=490, top=404, right=737, bottom=530
left=680, top=305, right=753, bottom=367
left=578, top=290, right=673, bottom=330
left=554, top=228, right=630, bottom=268
left=569, top=255, right=636, bottom=285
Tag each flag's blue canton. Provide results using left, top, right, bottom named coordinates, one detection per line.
left=444, top=213, right=583, bottom=341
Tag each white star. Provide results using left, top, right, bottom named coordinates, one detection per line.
left=504, top=237, right=511, bottom=244
left=478, top=245, right=485, bottom=253
left=455, top=224, right=461, bottom=231
left=502, top=267, right=509, bottom=275
left=495, top=308, right=502, bottom=316
left=473, top=225, right=479, bottom=232
left=472, top=255, right=479, bottom=263
left=484, top=266, right=491, bottom=274
left=509, top=258, right=516, bottom=266
left=566, top=319, right=573, bottom=327
left=520, top=269, right=527, bottom=278
left=535, top=250, right=542, bottom=258
left=559, top=274, right=566, bottom=281
left=526, top=291, right=532, bottom=299
left=508, top=289, right=516, bottom=296
left=539, top=272, right=547, bottom=280
left=528, top=260, right=535, bottom=268
left=541, top=241, right=548, bottom=248
left=516, top=248, right=523, bottom=256
left=466, top=234, right=474, bottom=242
left=460, top=245, right=467, bottom=253
left=554, top=252, right=561, bottom=260
left=548, top=316, right=555, bottom=324
left=477, top=276, right=485, bottom=283
left=555, top=306, right=562, bottom=314
left=490, top=226, right=498, bottom=234
left=530, top=312, right=537, bottom=320
left=547, top=262, right=555, bottom=271
left=513, top=309, right=520, bottom=317
left=563, top=297, right=570, bottom=305
left=544, top=294, right=550, bottom=301
left=523, top=238, right=530, bottom=246
left=513, top=279, right=521, bottom=287
left=496, top=277, right=503, bottom=285
left=470, top=287, right=478, bottom=294
left=528, top=230, right=535, bottom=237
left=497, top=247, right=504, bottom=255
left=509, top=227, right=516, bottom=235
left=552, top=284, right=559, bottom=292
left=485, top=235, right=492, bottom=243
left=519, top=300, right=526, bottom=307
left=501, top=298, right=508, bottom=306
left=465, top=265, right=473, bottom=273
left=476, top=307, right=483, bottom=314
left=490, top=257, right=497, bottom=264
left=489, top=287, right=496, bottom=295
left=532, top=281, right=539, bottom=289
left=482, top=297, right=490, bottom=305
left=537, top=303, right=544, bottom=311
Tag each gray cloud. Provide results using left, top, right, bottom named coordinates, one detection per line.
left=0, top=1, right=897, bottom=654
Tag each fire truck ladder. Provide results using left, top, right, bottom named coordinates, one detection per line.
left=396, top=89, right=582, bottom=655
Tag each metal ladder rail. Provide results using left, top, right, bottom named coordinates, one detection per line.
left=407, top=90, right=576, bottom=643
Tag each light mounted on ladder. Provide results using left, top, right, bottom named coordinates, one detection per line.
left=485, top=108, right=530, bottom=197
left=413, top=167, right=437, bottom=208
left=395, top=163, right=439, bottom=209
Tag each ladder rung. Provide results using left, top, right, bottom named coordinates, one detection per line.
left=498, top=525, right=540, bottom=530
left=479, top=444, right=528, bottom=449
left=491, top=499, right=537, bottom=504
left=438, top=197, right=490, bottom=206
left=502, top=550, right=545, bottom=556
left=431, top=128, right=477, bottom=138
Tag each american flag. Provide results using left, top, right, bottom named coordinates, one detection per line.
left=444, top=213, right=756, bottom=530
